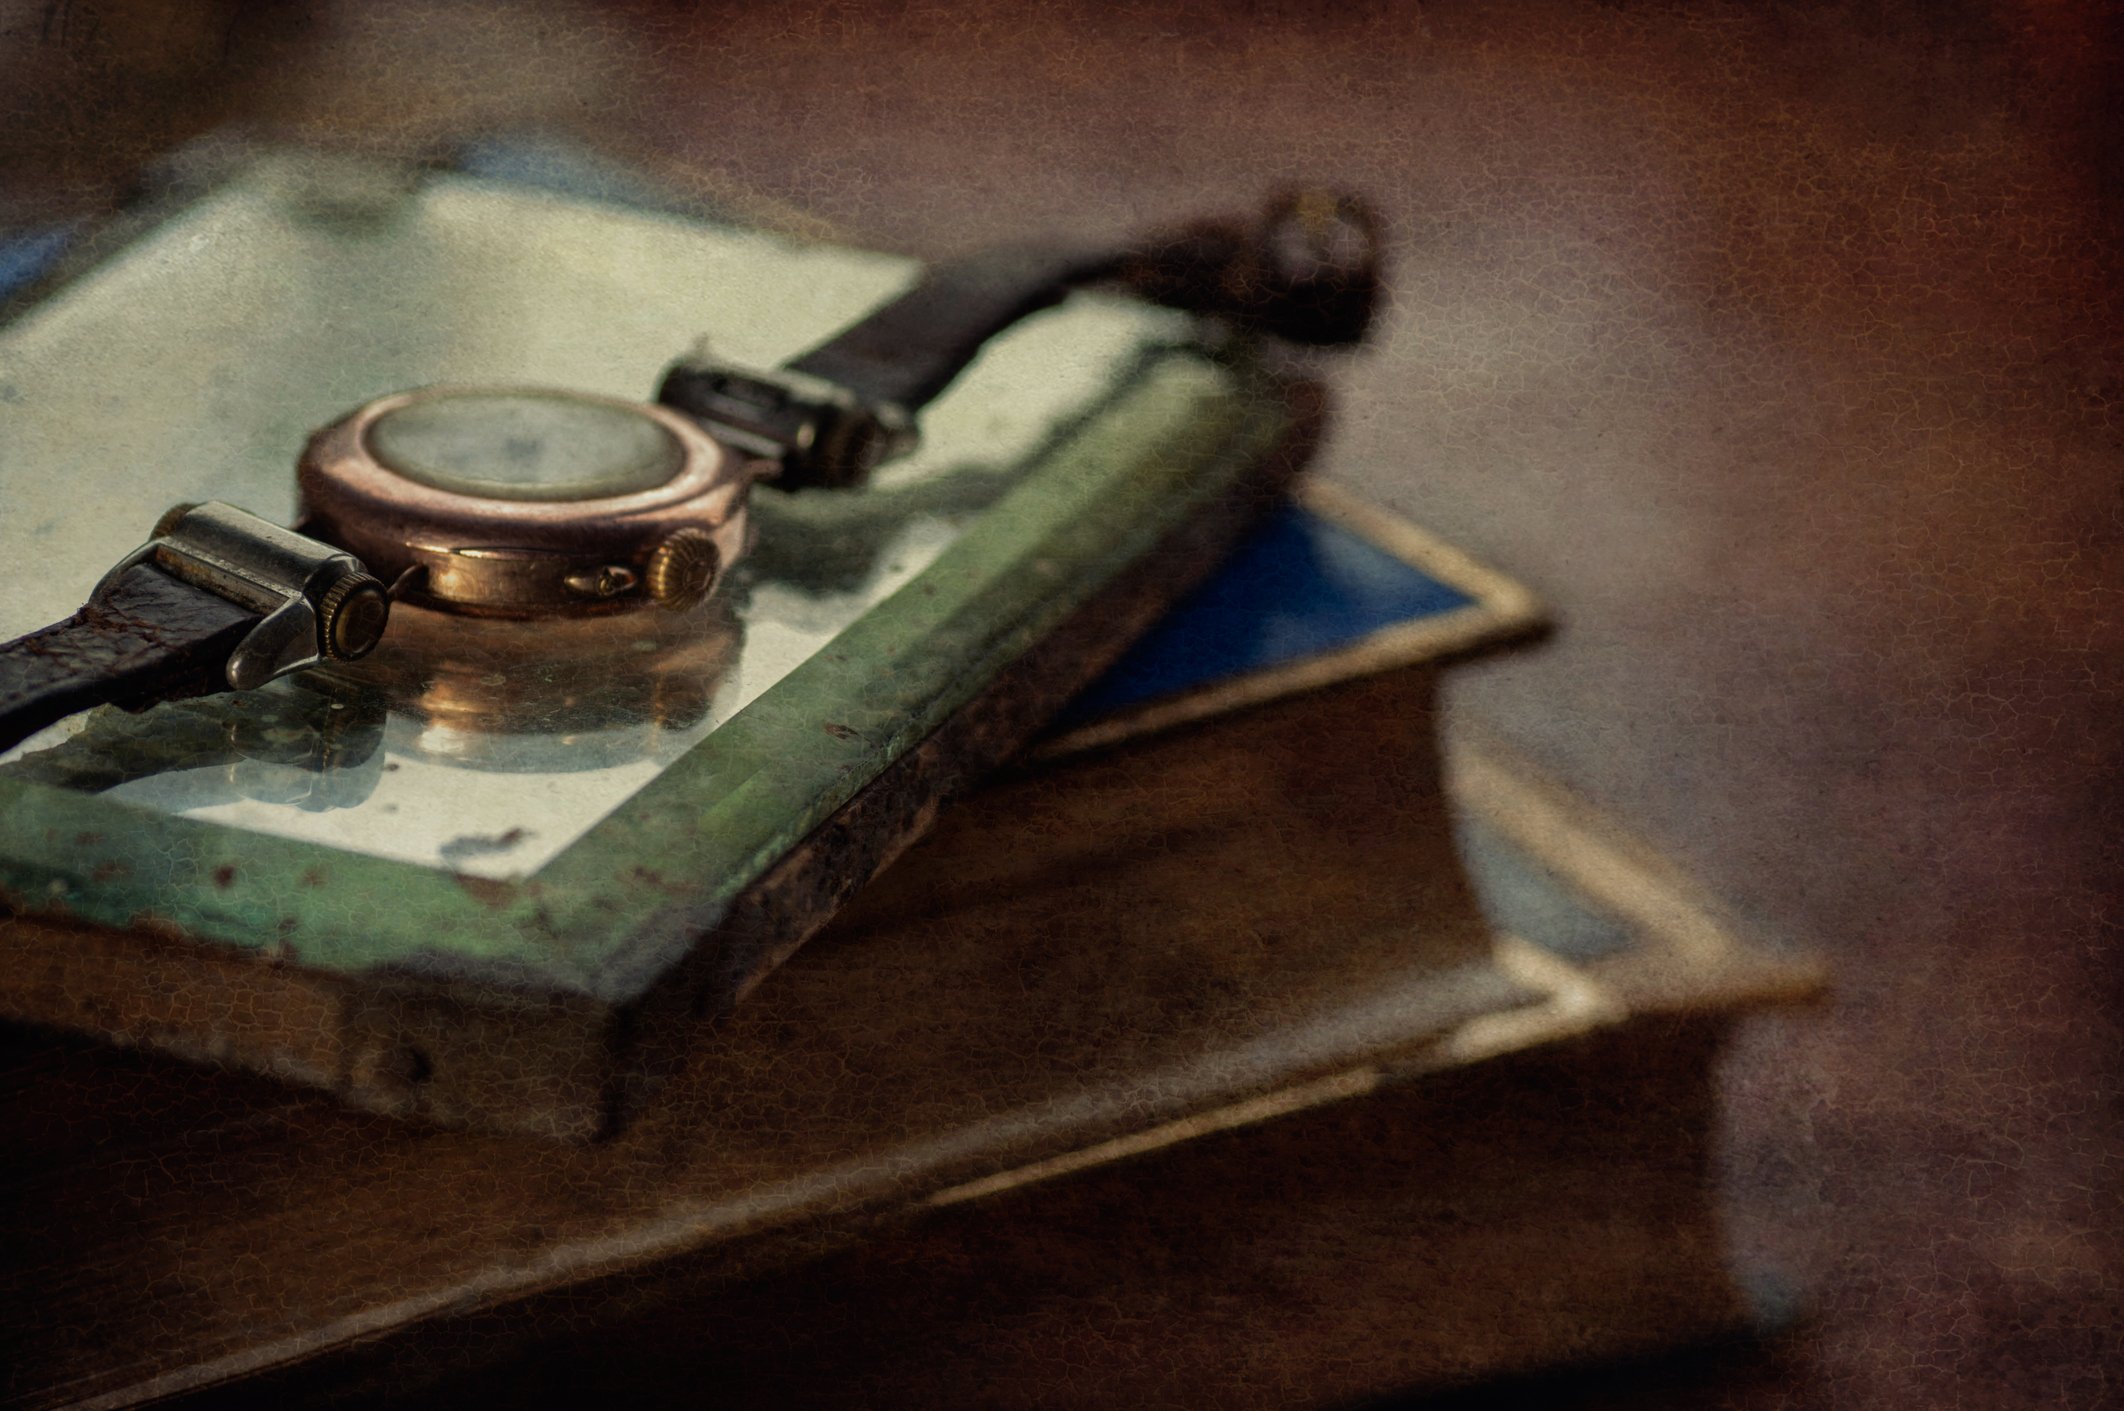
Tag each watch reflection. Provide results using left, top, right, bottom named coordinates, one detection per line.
left=320, top=588, right=745, bottom=772
left=1, top=681, right=389, bottom=810
left=0, top=591, right=744, bottom=809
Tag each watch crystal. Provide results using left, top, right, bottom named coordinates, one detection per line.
left=367, top=390, right=686, bottom=502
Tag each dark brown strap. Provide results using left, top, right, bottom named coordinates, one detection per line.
left=785, top=244, right=1121, bottom=413
left=0, top=563, right=258, bottom=754
left=658, top=191, right=1381, bottom=491
left=782, top=190, right=1383, bottom=419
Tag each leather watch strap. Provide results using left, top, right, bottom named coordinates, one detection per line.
left=786, top=244, right=1122, bottom=414
left=0, top=562, right=259, bottom=754
left=784, top=190, right=1384, bottom=421
left=658, top=190, right=1382, bottom=490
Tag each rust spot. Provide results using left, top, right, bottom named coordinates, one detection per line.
left=627, top=864, right=690, bottom=898
left=90, top=861, right=126, bottom=883
left=211, top=865, right=236, bottom=888
left=301, top=867, right=329, bottom=888
left=73, top=832, right=103, bottom=846
left=453, top=873, right=513, bottom=907
left=131, top=913, right=191, bottom=942
left=822, top=722, right=859, bottom=741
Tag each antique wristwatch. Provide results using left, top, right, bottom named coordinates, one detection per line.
left=0, top=190, right=1380, bottom=754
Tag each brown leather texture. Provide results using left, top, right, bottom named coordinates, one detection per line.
left=0, top=563, right=257, bottom=751
left=780, top=193, right=1377, bottom=418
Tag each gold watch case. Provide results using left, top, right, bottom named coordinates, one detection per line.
left=298, top=385, right=754, bottom=619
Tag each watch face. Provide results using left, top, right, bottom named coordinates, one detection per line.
left=367, top=390, right=688, bottom=503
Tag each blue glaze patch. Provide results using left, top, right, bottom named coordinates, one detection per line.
left=1062, top=501, right=1475, bottom=723
left=452, top=135, right=715, bottom=218
left=0, top=225, right=75, bottom=302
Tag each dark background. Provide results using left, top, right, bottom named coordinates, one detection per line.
left=5, top=2, right=2119, bottom=1405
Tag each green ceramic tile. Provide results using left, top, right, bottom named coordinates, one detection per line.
left=0, top=158, right=1289, bottom=1005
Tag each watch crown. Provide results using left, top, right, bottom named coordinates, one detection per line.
left=644, top=528, right=720, bottom=612
left=318, top=571, right=391, bottom=661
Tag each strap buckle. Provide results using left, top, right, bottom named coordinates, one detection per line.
left=95, top=502, right=389, bottom=690
left=656, top=352, right=918, bottom=492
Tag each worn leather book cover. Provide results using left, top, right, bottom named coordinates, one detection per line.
left=0, top=487, right=1818, bottom=1409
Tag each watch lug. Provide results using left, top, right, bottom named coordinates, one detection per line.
left=101, top=501, right=389, bottom=694
left=89, top=543, right=157, bottom=602
left=656, top=354, right=918, bottom=491
left=225, top=597, right=323, bottom=691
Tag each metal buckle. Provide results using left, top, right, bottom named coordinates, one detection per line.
left=655, top=352, right=918, bottom=491
left=95, top=502, right=390, bottom=690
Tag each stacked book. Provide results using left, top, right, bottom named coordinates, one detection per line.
left=1, top=481, right=1819, bottom=1409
